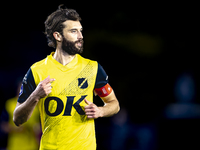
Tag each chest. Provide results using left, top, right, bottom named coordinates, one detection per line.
left=35, top=61, right=97, bottom=96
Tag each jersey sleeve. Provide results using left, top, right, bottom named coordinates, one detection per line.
left=94, top=64, right=113, bottom=97
left=18, top=68, right=36, bottom=103
left=94, top=63, right=108, bottom=89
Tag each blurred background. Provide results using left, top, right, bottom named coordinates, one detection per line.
left=0, top=1, right=199, bottom=150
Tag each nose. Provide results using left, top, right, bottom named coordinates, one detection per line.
left=77, top=31, right=83, bottom=40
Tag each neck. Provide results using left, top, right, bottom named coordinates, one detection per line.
left=53, top=48, right=75, bottom=66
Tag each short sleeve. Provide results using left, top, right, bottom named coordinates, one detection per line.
left=94, top=63, right=108, bottom=89
left=18, top=68, right=36, bottom=103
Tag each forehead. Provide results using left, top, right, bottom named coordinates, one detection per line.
left=63, top=20, right=82, bottom=30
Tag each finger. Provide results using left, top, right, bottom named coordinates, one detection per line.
left=85, top=112, right=95, bottom=115
left=49, top=78, right=56, bottom=83
left=84, top=105, right=92, bottom=109
left=45, top=87, right=53, bottom=95
left=43, top=76, right=55, bottom=84
left=87, top=115, right=95, bottom=119
left=46, top=82, right=54, bottom=88
left=84, top=99, right=92, bottom=105
left=85, top=108, right=95, bottom=113
left=84, top=105, right=95, bottom=110
left=42, top=76, right=51, bottom=84
left=46, top=85, right=53, bottom=90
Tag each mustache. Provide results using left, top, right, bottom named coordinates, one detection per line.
left=75, top=39, right=84, bottom=44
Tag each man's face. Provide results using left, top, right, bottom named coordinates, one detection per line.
left=61, top=20, right=83, bottom=55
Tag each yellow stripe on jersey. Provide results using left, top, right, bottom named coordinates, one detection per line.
left=31, top=52, right=97, bottom=150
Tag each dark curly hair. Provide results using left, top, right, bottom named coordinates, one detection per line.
left=44, top=4, right=81, bottom=48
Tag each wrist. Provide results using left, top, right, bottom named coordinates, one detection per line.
left=31, top=91, right=41, bottom=102
left=98, top=107, right=104, bottom=118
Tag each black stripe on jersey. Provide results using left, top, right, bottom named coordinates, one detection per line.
left=18, top=68, right=36, bottom=103
left=94, top=63, right=108, bottom=89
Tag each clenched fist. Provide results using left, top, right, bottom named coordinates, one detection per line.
left=34, top=76, right=55, bottom=99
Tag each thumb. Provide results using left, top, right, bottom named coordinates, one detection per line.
left=84, top=99, right=92, bottom=105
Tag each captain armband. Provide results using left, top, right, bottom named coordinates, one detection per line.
left=94, top=83, right=113, bottom=97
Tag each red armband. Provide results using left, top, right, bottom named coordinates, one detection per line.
left=94, top=83, right=113, bottom=97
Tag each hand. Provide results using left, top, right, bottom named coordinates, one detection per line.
left=84, top=99, right=103, bottom=119
left=33, top=76, right=55, bottom=99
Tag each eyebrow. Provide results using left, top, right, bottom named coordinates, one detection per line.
left=69, top=28, right=83, bottom=31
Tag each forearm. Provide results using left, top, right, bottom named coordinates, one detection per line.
left=13, top=76, right=54, bottom=126
left=13, top=92, right=39, bottom=126
left=100, top=99, right=120, bottom=117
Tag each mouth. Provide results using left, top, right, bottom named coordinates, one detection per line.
left=76, top=40, right=83, bottom=48
left=77, top=42, right=82, bottom=47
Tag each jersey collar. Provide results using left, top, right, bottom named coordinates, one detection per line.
left=47, top=52, right=79, bottom=71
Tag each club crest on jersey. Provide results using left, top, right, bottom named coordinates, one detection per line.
left=19, top=84, right=23, bottom=96
left=78, top=78, right=88, bottom=89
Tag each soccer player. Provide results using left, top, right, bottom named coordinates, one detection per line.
left=13, top=5, right=120, bottom=150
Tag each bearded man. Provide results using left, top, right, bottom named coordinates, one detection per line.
left=13, top=5, right=120, bottom=150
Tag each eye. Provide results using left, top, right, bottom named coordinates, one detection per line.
left=71, top=30, right=77, bottom=33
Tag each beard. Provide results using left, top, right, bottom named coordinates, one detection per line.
left=61, top=37, right=84, bottom=55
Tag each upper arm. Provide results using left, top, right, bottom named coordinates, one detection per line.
left=94, top=63, right=115, bottom=101
left=94, top=63, right=108, bottom=89
left=100, top=90, right=118, bottom=104
left=18, top=68, right=36, bottom=103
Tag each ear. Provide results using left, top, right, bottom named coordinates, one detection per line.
left=53, top=32, right=62, bottom=42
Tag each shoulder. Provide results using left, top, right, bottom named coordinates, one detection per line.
left=95, top=63, right=108, bottom=88
left=31, top=57, right=48, bottom=70
left=78, top=55, right=107, bottom=80
left=30, top=56, right=51, bottom=83
left=77, top=54, right=97, bottom=66
left=77, top=54, right=96, bottom=63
